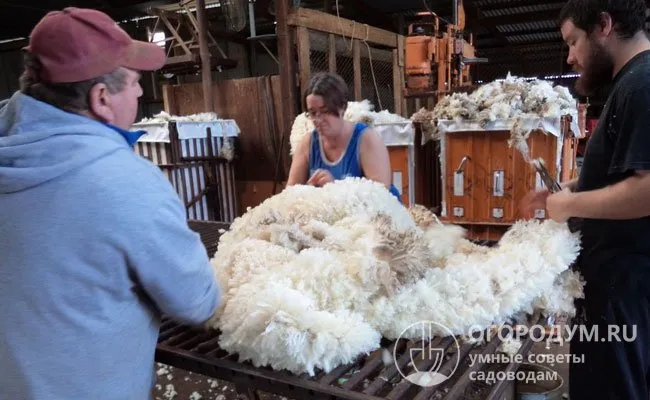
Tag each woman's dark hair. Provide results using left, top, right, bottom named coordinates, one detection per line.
left=303, top=72, right=349, bottom=115
left=19, top=52, right=127, bottom=114
left=558, top=0, right=647, bottom=39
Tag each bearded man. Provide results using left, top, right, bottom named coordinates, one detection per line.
left=520, top=1, right=650, bottom=398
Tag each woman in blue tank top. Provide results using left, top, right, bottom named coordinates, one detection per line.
left=286, top=72, right=402, bottom=203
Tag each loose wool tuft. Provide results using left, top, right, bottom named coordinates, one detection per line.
left=206, top=178, right=583, bottom=375
left=289, top=100, right=409, bottom=155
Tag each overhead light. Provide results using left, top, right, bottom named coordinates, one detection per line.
left=0, top=37, right=26, bottom=44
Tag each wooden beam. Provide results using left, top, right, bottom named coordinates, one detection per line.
left=287, top=7, right=400, bottom=48
left=308, top=31, right=394, bottom=63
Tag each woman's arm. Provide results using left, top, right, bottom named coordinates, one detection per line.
left=286, top=133, right=311, bottom=186
left=359, top=128, right=392, bottom=188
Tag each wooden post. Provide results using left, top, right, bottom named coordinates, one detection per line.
left=195, top=0, right=213, bottom=112
left=328, top=33, right=336, bottom=73
left=352, top=39, right=361, bottom=100
left=276, top=0, right=297, bottom=138
left=397, top=35, right=406, bottom=116
left=296, top=26, right=311, bottom=97
left=392, top=49, right=402, bottom=116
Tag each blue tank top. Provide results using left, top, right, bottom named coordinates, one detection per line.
left=308, top=123, right=403, bottom=203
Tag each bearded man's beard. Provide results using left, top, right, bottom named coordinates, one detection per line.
left=574, top=39, right=614, bottom=96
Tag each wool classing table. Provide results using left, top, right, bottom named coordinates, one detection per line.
left=155, top=220, right=538, bottom=400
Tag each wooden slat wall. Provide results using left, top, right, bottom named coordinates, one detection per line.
left=162, top=76, right=289, bottom=214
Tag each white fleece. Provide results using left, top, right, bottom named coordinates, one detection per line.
left=206, top=178, right=583, bottom=375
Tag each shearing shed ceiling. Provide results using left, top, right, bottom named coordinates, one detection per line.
left=2, top=0, right=649, bottom=84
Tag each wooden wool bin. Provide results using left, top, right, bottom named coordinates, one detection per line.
left=437, top=115, right=583, bottom=241
left=376, top=122, right=417, bottom=206
left=132, top=119, right=241, bottom=223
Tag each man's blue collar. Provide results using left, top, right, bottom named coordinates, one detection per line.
left=104, top=123, right=146, bottom=147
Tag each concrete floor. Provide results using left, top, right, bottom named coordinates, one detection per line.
left=527, top=340, right=571, bottom=398
left=151, top=363, right=286, bottom=400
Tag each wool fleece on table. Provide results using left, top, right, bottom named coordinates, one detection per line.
left=207, top=178, right=582, bottom=375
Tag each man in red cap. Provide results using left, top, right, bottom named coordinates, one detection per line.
left=0, top=8, right=221, bottom=399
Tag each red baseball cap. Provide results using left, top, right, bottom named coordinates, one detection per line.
left=24, top=7, right=166, bottom=83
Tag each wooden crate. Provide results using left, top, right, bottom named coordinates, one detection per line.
left=438, top=115, right=581, bottom=241
left=133, top=120, right=240, bottom=223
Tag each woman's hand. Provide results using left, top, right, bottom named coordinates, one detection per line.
left=307, top=169, right=334, bottom=187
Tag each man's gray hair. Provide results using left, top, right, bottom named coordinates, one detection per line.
left=19, top=52, right=128, bottom=113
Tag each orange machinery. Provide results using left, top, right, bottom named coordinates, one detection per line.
left=404, top=0, right=487, bottom=99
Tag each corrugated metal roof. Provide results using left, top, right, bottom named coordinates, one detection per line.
left=475, top=0, right=564, bottom=7
left=497, top=20, right=557, bottom=33
left=475, top=37, right=502, bottom=47
left=507, top=31, right=562, bottom=43
left=481, top=3, right=563, bottom=18
left=475, top=0, right=516, bottom=6
left=478, top=41, right=565, bottom=54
